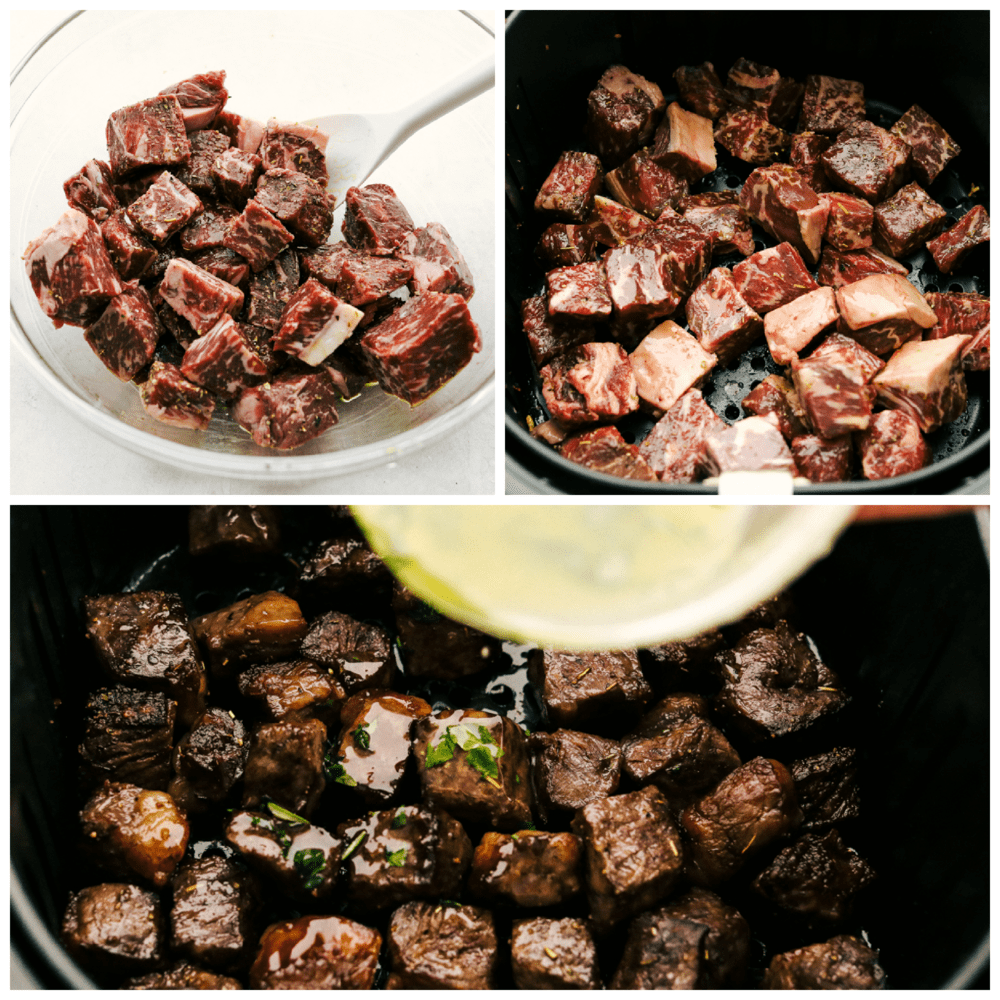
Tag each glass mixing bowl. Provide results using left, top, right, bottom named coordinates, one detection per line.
left=11, top=11, right=494, bottom=481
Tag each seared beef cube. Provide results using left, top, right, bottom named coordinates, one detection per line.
left=679, top=757, right=802, bottom=886
left=740, top=164, right=828, bottom=266
left=683, top=202, right=755, bottom=257
left=725, top=57, right=802, bottom=127
left=168, top=707, right=248, bottom=813
left=62, top=883, right=166, bottom=979
left=798, top=75, right=865, bottom=133
left=124, top=962, right=243, bottom=989
left=191, top=590, right=307, bottom=677
left=393, top=221, right=474, bottom=299
left=534, top=222, right=597, bottom=269
left=792, top=357, right=873, bottom=439
left=764, top=285, right=839, bottom=365
left=80, top=781, right=190, bottom=888
left=126, top=171, right=203, bottom=243
left=674, top=62, right=727, bottom=119
left=178, top=201, right=239, bottom=252
left=546, top=261, right=613, bottom=322
left=821, top=191, right=874, bottom=251
left=175, top=130, right=230, bottom=194
left=189, top=505, right=281, bottom=558
left=702, top=416, right=797, bottom=475
left=606, top=148, right=688, bottom=219
left=260, top=118, right=330, bottom=186
left=101, top=209, right=157, bottom=280
left=79, top=686, right=176, bottom=791
left=272, top=278, right=364, bottom=366
left=247, top=247, right=299, bottom=330
left=24, top=209, right=124, bottom=327
left=106, top=94, right=192, bottom=178
left=534, top=150, right=604, bottom=222
left=413, top=708, right=532, bottom=829
left=170, top=856, right=260, bottom=971
left=469, top=830, right=583, bottom=907
left=790, top=131, right=833, bottom=191
left=715, top=108, right=791, bottom=164
left=238, top=660, right=345, bottom=725
left=249, top=916, right=381, bottom=989
left=651, top=101, right=717, bottom=181
left=791, top=747, right=861, bottom=832
left=64, top=158, right=120, bottom=221
left=337, top=805, right=472, bottom=909
left=140, top=360, right=216, bottom=429
left=761, top=934, right=886, bottom=989
left=872, top=334, right=971, bottom=433
left=210, top=147, right=263, bottom=207
left=742, top=374, right=811, bottom=441
left=639, top=628, right=726, bottom=693
left=83, top=590, right=206, bottom=727
left=821, top=120, right=911, bottom=202
left=572, top=786, right=684, bottom=932
left=300, top=536, right=393, bottom=596
left=817, top=244, right=909, bottom=288
left=85, top=284, right=162, bottom=382
left=611, top=908, right=708, bottom=989
left=585, top=68, right=663, bottom=168
left=873, top=181, right=946, bottom=257
left=752, top=829, right=876, bottom=924
left=158, top=257, right=244, bottom=334
left=890, top=104, right=961, bottom=186
left=360, top=290, right=481, bottom=405
left=222, top=199, right=294, bottom=272
left=511, top=917, right=602, bottom=990
left=342, top=182, right=415, bottom=254
left=686, top=266, right=763, bottom=363
left=581, top=194, right=652, bottom=247
left=713, top=620, right=849, bottom=742
left=180, top=315, right=267, bottom=400
left=732, top=241, right=818, bottom=314
left=603, top=239, right=682, bottom=322
left=159, top=70, right=228, bottom=131
left=559, top=425, right=658, bottom=481
left=726, top=591, right=798, bottom=639
left=225, top=809, right=341, bottom=901
left=529, top=648, right=650, bottom=727
left=254, top=167, right=335, bottom=246
left=300, top=611, right=395, bottom=691
left=335, top=691, right=432, bottom=804
left=529, top=729, right=621, bottom=824
left=630, top=320, right=717, bottom=412
left=790, top=434, right=853, bottom=482
left=926, top=204, right=990, bottom=273
left=520, top=294, right=592, bottom=368
left=242, top=718, right=327, bottom=818
left=541, top=342, right=638, bottom=425
left=639, top=388, right=726, bottom=482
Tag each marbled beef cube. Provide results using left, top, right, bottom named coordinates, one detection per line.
left=140, top=359, right=216, bottom=430
left=808, top=331, right=885, bottom=384
left=640, top=215, right=712, bottom=296
left=581, top=194, right=652, bottom=247
left=160, top=70, right=228, bottom=132
left=673, top=62, right=728, bottom=119
left=572, top=786, right=684, bottom=932
left=169, top=706, right=248, bottom=813
left=469, top=830, right=583, bottom=908
left=732, top=241, right=818, bottom=314
left=702, top=416, right=797, bottom=475
left=159, top=257, right=244, bottom=333
left=64, top=158, right=119, bottom=222
left=106, top=94, right=192, bottom=178
left=177, top=201, right=239, bottom=252
left=791, top=747, right=861, bottom=832
left=872, top=334, right=971, bottom=432
left=24, top=208, right=124, bottom=328
left=393, top=222, right=474, bottom=299
left=529, top=729, right=621, bottom=824
left=534, top=222, right=597, bottom=269
left=925, top=291, right=990, bottom=371
left=603, top=240, right=680, bottom=322
left=522, top=294, right=595, bottom=369
left=180, top=314, right=267, bottom=400
left=821, top=191, right=874, bottom=251
left=101, top=209, right=157, bottom=281
left=112, top=167, right=167, bottom=207
left=715, top=108, right=791, bottom=164
left=126, top=171, right=203, bottom=243
left=762, top=935, right=886, bottom=989
left=243, top=322, right=285, bottom=374
left=304, top=243, right=412, bottom=306
left=835, top=273, right=937, bottom=356
left=190, top=246, right=249, bottom=288
left=559, top=425, right=658, bottom=481
left=546, top=260, right=613, bottom=321
left=124, top=963, right=242, bottom=990
left=764, top=285, right=839, bottom=364
left=254, top=167, right=335, bottom=247
left=682, top=202, right=755, bottom=257
left=725, top=58, right=802, bottom=127
left=213, top=109, right=265, bottom=154
left=245, top=247, right=299, bottom=330
left=740, top=164, right=828, bottom=266
left=210, top=147, right=263, bottom=207
left=821, top=119, right=912, bottom=202
left=686, top=266, right=763, bottom=362
left=798, top=75, right=865, bottom=134
left=242, top=717, right=327, bottom=818
left=359, top=291, right=481, bottom=405
left=260, top=118, right=329, bottom=186
left=300, top=611, right=395, bottom=692
left=174, top=129, right=230, bottom=195
left=639, top=387, right=725, bottom=482
left=540, top=342, right=638, bottom=425
left=223, top=199, right=294, bottom=272
left=651, top=101, right=717, bottom=181
left=790, top=131, right=833, bottom=191
left=606, top=147, right=688, bottom=219
left=511, top=918, right=602, bottom=990
left=630, top=319, right=717, bottom=412
left=85, top=284, right=162, bottom=381
left=873, top=181, right=946, bottom=257
left=790, top=433, right=853, bottom=482
left=741, top=374, right=811, bottom=440
left=534, top=150, right=604, bottom=222
left=890, top=104, right=961, bottom=186
left=791, top=357, right=873, bottom=439
left=926, top=204, right=990, bottom=273
left=817, top=244, right=909, bottom=288
left=585, top=66, right=664, bottom=168
left=342, top=182, right=414, bottom=254
left=272, top=278, right=364, bottom=367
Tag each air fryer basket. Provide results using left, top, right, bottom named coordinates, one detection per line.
left=505, top=10, right=990, bottom=494
left=10, top=506, right=989, bottom=988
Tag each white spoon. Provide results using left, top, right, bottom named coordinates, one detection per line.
left=310, top=52, right=494, bottom=203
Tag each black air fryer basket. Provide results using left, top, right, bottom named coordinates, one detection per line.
left=9, top=506, right=990, bottom=988
left=505, top=10, right=990, bottom=494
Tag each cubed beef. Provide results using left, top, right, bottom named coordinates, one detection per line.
left=926, top=204, right=990, bottom=273
left=175, top=130, right=230, bottom=194
left=271, top=278, right=363, bottom=366
left=80, top=781, right=189, bottom=888
left=639, top=214, right=713, bottom=295
left=393, top=222, right=475, bottom=299
left=529, top=729, right=622, bottom=824
left=809, top=332, right=885, bottom=384
left=510, top=918, right=602, bottom=990
left=791, top=433, right=853, bottom=482
left=247, top=248, right=300, bottom=330
left=605, top=148, right=688, bottom=219
left=113, top=167, right=167, bottom=207
left=546, top=261, right=613, bottom=321
left=732, top=241, right=818, bottom=313
left=817, top=244, right=910, bottom=288
left=302, top=242, right=412, bottom=306
left=534, top=222, right=598, bottom=269
left=727, top=591, right=799, bottom=639
left=158, top=257, right=244, bottom=334
left=189, top=504, right=281, bottom=558
left=300, top=611, right=396, bottom=691
left=761, top=935, right=886, bottom=989
left=190, top=247, right=250, bottom=293
left=581, top=194, right=652, bottom=247
left=789, top=131, right=833, bottom=191
left=791, top=747, right=861, bottom=832
left=520, top=295, right=592, bottom=368
left=534, top=150, right=604, bottom=222
left=603, top=239, right=682, bottom=322
left=611, top=909, right=707, bottom=989
left=259, top=118, right=330, bottom=186
left=85, top=284, right=162, bottom=381
left=630, top=319, right=717, bottom=412
left=835, top=273, right=937, bottom=355
left=254, top=167, right=335, bottom=246
left=242, top=717, right=326, bottom=818
left=702, top=416, right=797, bottom=475
left=222, top=199, right=294, bottom=272
left=540, top=342, right=639, bottom=425
left=300, top=535, right=393, bottom=596
left=180, top=315, right=267, bottom=400
left=792, top=356, right=873, bottom=438
left=925, top=291, right=991, bottom=372
left=740, top=164, right=828, bottom=266
left=64, top=158, right=120, bottom=222
left=890, top=104, right=961, bottom=186
left=126, top=171, right=203, bottom=243
left=154, top=297, right=197, bottom=350
left=673, top=62, right=728, bottom=119
left=585, top=67, right=663, bottom=168
left=742, top=374, right=811, bottom=440
left=682, top=202, right=755, bottom=257
left=639, top=387, right=726, bottom=482
left=124, top=962, right=242, bottom=989
left=821, top=191, right=874, bottom=251
left=249, top=916, right=380, bottom=989
left=177, top=201, right=240, bottom=252
left=651, top=101, right=717, bottom=180
left=798, top=75, right=865, bottom=133
left=238, top=660, right=345, bottom=726
left=140, top=360, right=217, bottom=430
left=232, top=366, right=341, bottom=448
left=764, top=285, right=839, bottom=364
left=106, top=94, right=192, bottom=178
left=638, top=629, right=726, bottom=694
left=715, top=108, right=791, bottom=164
left=686, top=266, right=763, bottom=362
left=873, top=181, right=946, bottom=257
left=724, top=57, right=802, bottom=127
left=342, top=183, right=414, bottom=254
left=469, top=830, right=583, bottom=907
left=559, top=425, right=659, bottom=481
left=821, top=119, right=912, bottom=202
left=101, top=209, right=157, bottom=281
left=159, top=70, right=228, bottom=131
left=210, top=147, right=263, bottom=207
left=213, top=109, right=265, bottom=154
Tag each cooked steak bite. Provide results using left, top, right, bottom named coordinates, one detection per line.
left=585, top=66, right=664, bottom=167
left=413, top=708, right=532, bottom=829
left=106, top=94, right=192, bottom=178
left=764, top=285, right=839, bottom=365
left=259, top=118, right=330, bottom=187
left=177, top=201, right=239, bottom=252
left=821, top=191, right=874, bottom=251
left=714, top=107, right=791, bottom=164
left=820, top=119, right=912, bottom=202
left=798, top=75, right=865, bottom=134
left=540, top=342, right=639, bottom=425
left=469, top=830, right=584, bottom=907
left=740, top=164, right=828, bottom=266
left=890, top=104, right=961, bottom=186
left=64, top=158, right=120, bottom=222
left=702, top=416, right=798, bottom=475
left=175, top=130, right=231, bottom=194
left=337, top=805, right=472, bottom=909
left=222, top=199, right=294, bottom=272
left=140, top=360, right=216, bottom=429
left=742, top=374, right=811, bottom=441
left=534, top=150, right=605, bottom=222
left=529, top=729, right=621, bottom=824
left=158, top=257, right=244, bottom=334
left=299, top=536, right=394, bottom=596
left=639, top=627, right=726, bottom=693
left=189, top=505, right=281, bottom=558
left=170, top=855, right=260, bottom=971
left=926, top=203, right=990, bottom=273
left=686, top=267, right=763, bottom=363
left=126, top=171, right=203, bottom=243
left=510, top=917, right=602, bottom=990
left=271, top=278, right=364, bottom=366
left=61, top=883, right=166, bottom=979
left=124, top=961, right=243, bottom=989
left=790, top=433, right=853, bottom=482
left=789, top=131, right=833, bottom=191
left=241, top=718, right=326, bottom=818
left=79, top=686, right=176, bottom=791
left=873, top=181, right=947, bottom=257
left=180, top=315, right=268, bottom=400
left=611, top=908, right=708, bottom=988
left=572, top=786, right=685, bottom=932
left=342, top=183, right=415, bottom=254
left=761, top=934, right=886, bottom=989
left=639, top=387, right=726, bottom=482
left=791, top=746, right=861, bottom=832
left=159, top=70, right=228, bottom=132
left=559, top=425, right=659, bottom=480
left=238, top=660, right=345, bottom=725
left=80, top=781, right=190, bottom=888
left=83, top=590, right=206, bottom=727
left=249, top=915, right=381, bottom=989
left=254, top=167, right=335, bottom=246
left=247, top=247, right=300, bottom=330
left=101, top=209, right=158, bottom=281
left=300, top=610, right=394, bottom=687
left=817, top=244, right=910, bottom=288
left=731, top=241, right=818, bottom=314
left=169, top=707, right=248, bottom=813
left=835, top=273, right=937, bottom=356
left=651, top=101, right=717, bottom=181
left=85, top=284, right=162, bottom=381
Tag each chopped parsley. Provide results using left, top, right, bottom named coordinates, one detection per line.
left=386, top=847, right=408, bottom=868
left=352, top=723, right=371, bottom=751
left=293, top=848, right=327, bottom=891
left=424, top=723, right=504, bottom=784
left=266, top=801, right=310, bottom=826
left=391, top=808, right=408, bottom=829
left=341, top=830, right=367, bottom=861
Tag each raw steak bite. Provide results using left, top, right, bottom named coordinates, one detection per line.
left=871, top=334, right=971, bottom=432
left=560, top=425, right=658, bottom=480
left=159, top=70, right=228, bottom=132
left=342, top=183, right=415, bottom=255
left=211, top=147, right=263, bottom=207
left=100, top=209, right=157, bottom=281
left=714, top=107, right=790, bottom=164
left=64, top=158, right=119, bottom=222
left=740, top=164, right=828, bottom=266
left=798, top=75, right=865, bottom=133
left=177, top=201, right=239, bottom=252
left=639, top=387, right=726, bottom=482
left=582, top=194, right=652, bottom=247
left=260, top=118, right=330, bottom=186
left=630, top=319, right=717, bottom=411
left=535, top=222, right=597, bottom=269
left=180, top=314, right=268, bottom=399
left=808, top=331, right=885, bottom=384
left=191, top=247, right=249, bottom=288
left=686, top=266, right=763, bottom=362
left=158, top=257, right=244, bottom=333
left=585, top=65, right=665, bottom=168
left=821, top=192, right=874, bottom=251
left=23, top=208, right=124, bottom=327
left=651, top=101, right=718, bottom=180
left=742, top=374, right=811, bottom=440
left=245, top=247, right=299, bottom=330
left=546, top=261, right=613, bottom=321
left=790, top=433, right=853, bottom=482
left=520, top=295, right=592, bottom=368
left=639, top=215, right=712, bottom=296
left=106, top=94, right=192, bottom=178
left=254, top=167, right=335, bottom=246
left=890, top=104, right=961, bottom=186
left=534, top=150, right=604, bottom=222
left=764, top=285, right=839, bottom=364
left=603, top=239, right=681, bottom=322
left=835, top=273, right=937, bottom=355
left=232, top=366, right=341, bottom=448
left=140, top=360, right=216, bottom=430
left=925, top=291, right=990, bottom=371
left=540, top=342, right=638, bottom=425
left=85, top=284, right=161, bottom=381
left=820, top=120, right=912, bottom=202
left=682, top=202, right=754, bottom=257
left=222, top=199, right=294, bottom=272
left=605, top=148, right=688, bottom=219
left=731, top=241, right=818, bottom=314
left=873, top=181, right=946, bottom=257
left=792, top=356, right=873, bottom=439
left=126, top=171, right=203, bottom=243
left=790, top=131, right=833, bottom=191
left=673, top=62, right=728, bottom=119
left=817, top=245, right=909, bottom=288
left=393, top=222, right=474, bottom=299
left=857, top=409, right=929, bottom=479
left=702, top=416, right=797, bottom=475
left=174, top=129, right=230, bottom=194
left=724, top=57, right=802, bottom=127
left=926, top=204, right=990, bottom=273
left=359, top=291, right=481, bottom=406
left=272, top=278, right=364, bottom=366
left=214, top=109, right=265, bottom=154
